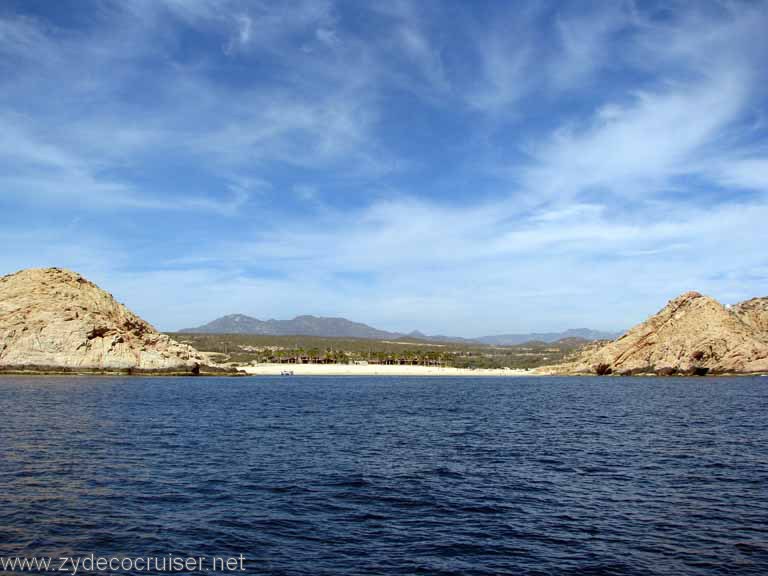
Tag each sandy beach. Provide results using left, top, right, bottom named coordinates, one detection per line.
left=239, top=363, right=537, bottom=377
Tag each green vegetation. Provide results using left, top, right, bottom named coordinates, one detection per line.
left=168, top=333, right=589, bottom=369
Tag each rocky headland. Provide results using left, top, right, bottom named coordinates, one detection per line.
left=554, top=291, right=768, bottom=376
left=0, top=268, right=232, bottom=375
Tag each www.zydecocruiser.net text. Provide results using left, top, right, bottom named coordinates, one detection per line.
left=0, top=554, right=247, bottom=574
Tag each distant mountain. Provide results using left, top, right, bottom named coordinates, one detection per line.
left=181, top=315, right=619, bottom=345
left=402, top=330, right=478, bottom=344
left=476, top=328, right=622, bottom=346
left=407, top=330, right=428, bottom=339
left=180, top=314, right=399, bottom=339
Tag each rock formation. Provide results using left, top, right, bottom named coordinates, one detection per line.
left=561, top=291, right=768, bottom=375
left=0, top=268, right=206, bottom=374
left=731, top=297, right=768, bottom=337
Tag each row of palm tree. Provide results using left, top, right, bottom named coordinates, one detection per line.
left=252, top=347, right=451, bottom=366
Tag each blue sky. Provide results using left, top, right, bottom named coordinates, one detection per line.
left=1, top=0, right=767, bottom=335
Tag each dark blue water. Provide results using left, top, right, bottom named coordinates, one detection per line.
left=1, top=377, right=767, bottom=575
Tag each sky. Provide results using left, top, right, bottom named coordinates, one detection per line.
left=1, top=0, right=767, bottom=336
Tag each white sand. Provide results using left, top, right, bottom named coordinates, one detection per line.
left=239, top=363, right=537, bottom=377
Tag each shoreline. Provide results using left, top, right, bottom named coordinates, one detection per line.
left=0, top=364, right=240, bottom=377
left=2, top=363, right=762, bottom=378
left=239, top=363, right=537, bottom=377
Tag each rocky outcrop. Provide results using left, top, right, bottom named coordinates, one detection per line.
left=560, top=291, right=768, bottom=375
left=0, top=268, right=206, bottom=374
left=731, top=297, right=768, bottom=338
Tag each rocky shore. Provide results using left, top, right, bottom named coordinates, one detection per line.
left=0, top=268, right=238, bottom=376
left=553, top=291, right=768, bottom=376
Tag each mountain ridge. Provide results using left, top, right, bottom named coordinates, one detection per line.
left=181, top=314, right=619, bottom=344
left=476, top=328, right=622, bottom=346
left=180, top=314, right=397, bottom=340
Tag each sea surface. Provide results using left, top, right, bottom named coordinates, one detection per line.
left=1, top=376, right=767, bottom=575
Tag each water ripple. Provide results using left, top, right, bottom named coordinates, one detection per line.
left=1, top=376, right=767, bottom=575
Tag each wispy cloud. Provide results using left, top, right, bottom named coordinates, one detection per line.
left=520, top=65, right=750, bottom=201
left=551, top=3, right=631, bottom=89
left=1, top=0, right=767, bottom=334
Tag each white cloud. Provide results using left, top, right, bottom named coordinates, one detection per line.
left=125, top=188, right=766, bottom=332
left=0, top=3, right=395, bottom=213
left=466, top=30, right=531, bottom=113
left=711, top=157, right=768, bottom=191
left=552, top=4, right=630, bottom=89
left=223, top=14, right=253, bottom=54
left=293, top=184, right=318, bottom=201
left=0, top=114, right=250, bottom=214
left=520, top=66, right=750, bottom=200
left=156, top=0, right=336, bottom=55
left=315, top=26, right=338, bottom=47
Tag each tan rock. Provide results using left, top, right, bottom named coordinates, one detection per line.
left=560, top=291, right=768, bottom=375
left=731, top=297, right=768, bottom=339
left=0, top=268, right=204, bottom=372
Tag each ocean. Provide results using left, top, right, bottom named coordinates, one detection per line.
left=1, top=376, right=766, bottom=575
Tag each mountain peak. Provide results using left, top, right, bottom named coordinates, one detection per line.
left=673, top=290, right=704, bottom=302
left=181, top=314, right=399, bottom=339
left=5, top=267, right=91, bottom=286
left=408, top=330, right=428, bottom=338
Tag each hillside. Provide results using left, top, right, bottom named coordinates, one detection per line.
left=732, top=297, right=768, bottom=335
left=0, top=268, right=210, bottom=374
left=182, top=313, right=616, bottom=345
left=171, top=332, right=585, bottom=370
left=559, top=291, right=768, bottom=375
left=181, top=314, right=398, bottom=339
